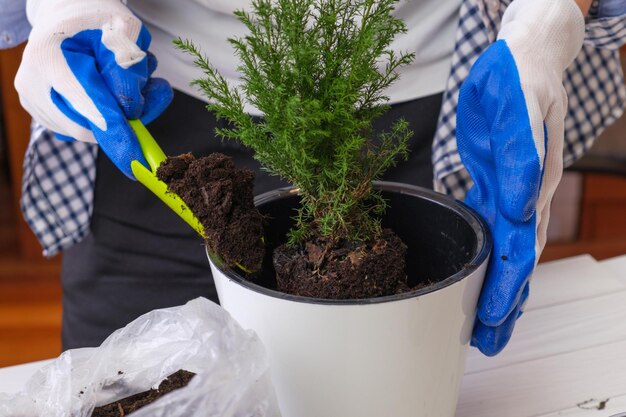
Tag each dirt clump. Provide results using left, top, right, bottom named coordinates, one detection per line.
left=91, top=370, right=195, bottom=417
left=157, top=153, right=265, bottom=272
left=273, top=228, right=409, bottom=299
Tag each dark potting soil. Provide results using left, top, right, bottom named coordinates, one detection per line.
left=157, top=153, right=265, bottom=272
left=273, top=228, right=410, bottom=299
left=158, top=153, right=413, bottom=299
left=90, top=370, right=196, bottom=417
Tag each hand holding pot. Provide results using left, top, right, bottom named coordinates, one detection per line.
left=14, top=0, right=173, bottom=179
left=456, top=0, right=585, bottom=356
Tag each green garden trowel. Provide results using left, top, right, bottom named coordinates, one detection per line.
left=128, top=119, right=206, bottom=238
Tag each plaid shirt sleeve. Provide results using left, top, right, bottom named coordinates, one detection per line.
left=21, top=123, right=97, bottom=257
left=433, top=0, right=626, bottom=199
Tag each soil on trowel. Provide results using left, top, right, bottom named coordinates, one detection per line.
left=91, top=370, right=196, bottom=417
left=273, top=228, right=410, bottom=299
left=157, top=153, right=265, bottom=272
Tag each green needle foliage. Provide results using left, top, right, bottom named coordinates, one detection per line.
left=175, top=0, right=414, bottom=245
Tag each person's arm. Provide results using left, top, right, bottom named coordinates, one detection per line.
left=0, top=0, right=30, bottom=49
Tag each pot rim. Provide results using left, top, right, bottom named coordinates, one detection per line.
left=208, top=181, right=492, bottom=305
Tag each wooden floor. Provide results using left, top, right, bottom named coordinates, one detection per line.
left=0, top=173, right=62, bottom=368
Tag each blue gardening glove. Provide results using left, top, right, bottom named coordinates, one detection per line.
left=14, top=0, right=173, bottom=179
left=457, top=0, right=585, bottom=356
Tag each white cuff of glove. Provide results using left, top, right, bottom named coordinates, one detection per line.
left=498, top=0, right=585, bottom=74
left=27, top=0, right=128, bottom=26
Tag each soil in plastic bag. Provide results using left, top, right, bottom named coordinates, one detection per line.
left=0, top=298, right=280, bottom=417
left=91, top=370, right=195, bottom=417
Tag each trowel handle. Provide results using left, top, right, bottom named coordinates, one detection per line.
left=128, top=120, right=206, bottom=238
left=128, top=119, right=167, bottom=173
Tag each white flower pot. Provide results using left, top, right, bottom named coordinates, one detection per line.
left=209, top=182, right=491, bottom=417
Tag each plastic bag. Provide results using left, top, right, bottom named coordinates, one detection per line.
left=0, top=297, right=281, bottom=417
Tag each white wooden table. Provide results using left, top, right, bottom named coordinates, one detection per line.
left=1, top=254, right=626, bottom=417
left=458, top=254, right=626, bottom=417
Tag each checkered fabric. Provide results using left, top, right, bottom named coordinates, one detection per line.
left=21, top=123, right=97, bottom=257
left=19, top=0, right=626, bottom=256
left=433, top=0, right=626, bottom=199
